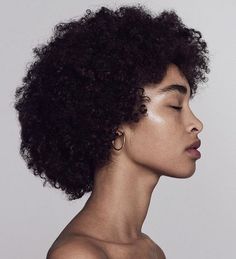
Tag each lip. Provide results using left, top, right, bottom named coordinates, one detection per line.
left=186, top=139, right=201, bottom=159
left=186, top=148, right=201, bottom=159
left=186, top=139, right=201, bottom=149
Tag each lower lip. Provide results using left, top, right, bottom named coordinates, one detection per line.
left=186, top=148, right=201, bottom=159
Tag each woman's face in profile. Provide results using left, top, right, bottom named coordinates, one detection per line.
left=124, top=64, right=203, bottom=178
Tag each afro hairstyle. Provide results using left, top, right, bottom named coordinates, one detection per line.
left=14, top=4, right=210, bottom=200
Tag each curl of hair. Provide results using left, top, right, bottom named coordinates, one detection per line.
left=14, top=4, right=210, bottom=200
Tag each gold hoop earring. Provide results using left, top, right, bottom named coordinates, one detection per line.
left=111, top=129, right=125, bottom=151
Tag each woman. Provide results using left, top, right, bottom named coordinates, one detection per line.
left=14, top=4, right=210, bottom=258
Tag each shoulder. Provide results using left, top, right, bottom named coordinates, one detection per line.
left=46, top=235, right=108, bottom=259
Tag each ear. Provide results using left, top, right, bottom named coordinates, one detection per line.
left=116, top=122, right=135, bottom=139
left=112, top=129, right=123, bottom=140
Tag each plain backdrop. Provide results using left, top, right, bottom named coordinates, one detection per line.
left=1, top=0, right=236, bottom=258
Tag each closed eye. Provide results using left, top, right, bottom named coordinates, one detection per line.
left=170, top=106, right=183, bottom=111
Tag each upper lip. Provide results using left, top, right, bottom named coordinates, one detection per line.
left=186, top=139, right=201, bottom=149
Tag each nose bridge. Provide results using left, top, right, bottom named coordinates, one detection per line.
left=186, top=108, right=203, bottom=133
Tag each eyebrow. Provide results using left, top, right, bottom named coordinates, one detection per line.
left=158, top=84, right=188, bottom=96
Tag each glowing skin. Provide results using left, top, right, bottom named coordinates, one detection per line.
left=56, top=64, right=203, bottom=258
left=123, top=64, right=203, bottom=179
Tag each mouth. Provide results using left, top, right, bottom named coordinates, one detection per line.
left=186, top=148, right=201, bottom=159
left=186, top=139, right=201, bottom=150
left=186, top=140, right=201, bottom=159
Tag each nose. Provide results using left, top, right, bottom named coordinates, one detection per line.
left=187, top=110, right=204, bottom=134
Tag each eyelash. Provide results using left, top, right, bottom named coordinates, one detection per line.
left=171, top=106, right=183, bottom=111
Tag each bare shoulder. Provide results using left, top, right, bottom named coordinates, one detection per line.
left=46, top=235, right=108, bottom=259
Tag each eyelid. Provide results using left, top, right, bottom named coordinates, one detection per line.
left=170, top=106, right=183, bottom=111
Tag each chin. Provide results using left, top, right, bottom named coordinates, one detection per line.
left=178, top=171, right=196, bottom=179
left=161, top=166, right=196, bottom=179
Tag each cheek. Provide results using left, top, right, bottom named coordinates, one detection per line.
left=127, top=115, right=175, bottom=161
left=128, top=128, right=196, bottom=179
left=126, top=113, right=189, bottom=173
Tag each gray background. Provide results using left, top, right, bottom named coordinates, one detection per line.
left=1, top=0, right=236, bottom=258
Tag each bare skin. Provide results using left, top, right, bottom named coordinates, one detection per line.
left=47, top=64, right=203, bottom=258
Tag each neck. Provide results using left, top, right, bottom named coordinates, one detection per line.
left=76, top=155, right=161, bottom=243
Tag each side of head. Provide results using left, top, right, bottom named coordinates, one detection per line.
left=14, top=4, right=209, bottom=200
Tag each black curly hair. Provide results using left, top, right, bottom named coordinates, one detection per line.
left=14, top=4, right=210, bottom=200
